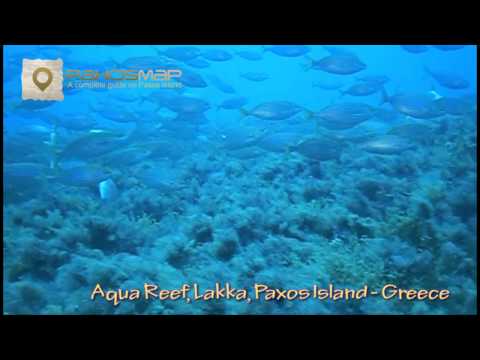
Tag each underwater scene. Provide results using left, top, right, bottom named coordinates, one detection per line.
left=2, top=44, right=477, bottom=315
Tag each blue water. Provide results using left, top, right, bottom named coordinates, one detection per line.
left=3, top=45, right=477, bottom=314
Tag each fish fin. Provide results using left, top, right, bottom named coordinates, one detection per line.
left=261, top=45, right=269, bottom=53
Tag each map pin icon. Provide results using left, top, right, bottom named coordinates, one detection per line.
left=32, top=67, right=53, bottom=92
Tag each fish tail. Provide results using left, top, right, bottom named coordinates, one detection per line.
left=304, top=110, right=316, bottom=120
left=125, top=120, right=144, bottom=143
left=314, top=120, right=321, bottom=135
left=321, top=45, right=331, bottom=54
left=46, top=153, right=62, bottom=179
left=44, top=170, right=58, bottom=181
left=239, top=108, right=249, bottom=118
left=132, top=113, right=141, bottom=124
left=139, top=95, right=150, bottom=105
left=109, top=57, right=121, bottom=68
left=423, top=64, right=433, bottom=76
left=42, top=124, right=60, bottom=171
left=88, top=102, right=100, bottom=113
left=11, top=102, right=21, bottom=111
left=428, top=87, right=443, bottom=101
left=284, top=145, right=292, bottom=160
left=149, top=45, right=162, bottom=55
left=301, top=56, right=314, bottom=71
left=153, top=104, right=164, bottom=114
left=380, top=86, right=390, bottom=106
left=301, top=63, right=312, bottom=72
left=422, top=65, right=437, bottom=85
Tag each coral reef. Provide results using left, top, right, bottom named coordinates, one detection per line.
left=3, top=113, right=476, bottom=314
